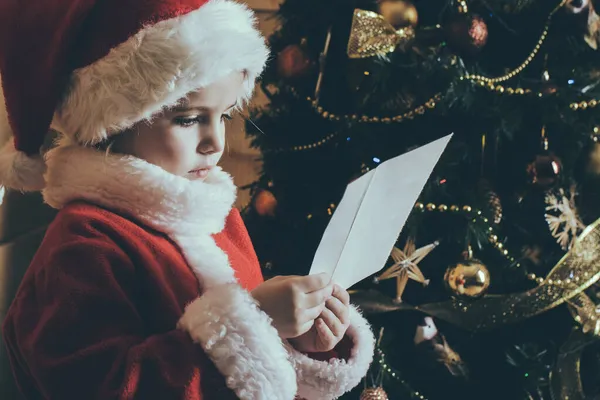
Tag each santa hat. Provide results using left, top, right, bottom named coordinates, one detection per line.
left=0, top=0, right=269, bottom=196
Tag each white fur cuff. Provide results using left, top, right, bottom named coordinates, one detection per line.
left=177, top=284, right=298, bottom=400
left=285, top=306, right=375, bottom=400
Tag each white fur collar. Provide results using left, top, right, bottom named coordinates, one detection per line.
left=43, top=144, right=236, bottom=237
left=43, top=144, right=239, bottom=288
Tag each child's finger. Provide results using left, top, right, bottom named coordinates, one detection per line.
left=325, top=297, right=350, bottom=327
left=301, top=302, right=326, bottom=324
left=294, top=320, right=315, bottom=338
left=296, top=273, right=330, bottom=293
left=319, top=306, right=345, bottom=338
left=332, top=284, right=350, bottom=306
left=303, top=284, right=333, bottom=308
left=316, top=318, right=336, bottom=348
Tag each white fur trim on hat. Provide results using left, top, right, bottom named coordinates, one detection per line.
left=177, top=284, right=298, bottom=400
left=53, top=0, right=269, bottom=145
left=285, top=306, right=376, bottom=400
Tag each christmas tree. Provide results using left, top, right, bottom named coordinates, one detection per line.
left=242, top=0, right=600, bottom=398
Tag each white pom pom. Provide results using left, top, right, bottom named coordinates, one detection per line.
left=0, top=140, right=46, bottom=192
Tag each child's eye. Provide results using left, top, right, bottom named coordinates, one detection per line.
left=173, top=114, right=231, bottom=127
left=173, top=116, right=204, bottom=127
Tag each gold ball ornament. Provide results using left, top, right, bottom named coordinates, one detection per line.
left=444, top=259, right=491, bottom=299
left=360, top=387, right=389, bottom=400
left=377, top=0, right=419, bottom=29
left=253, top=189, right=278, bottom=217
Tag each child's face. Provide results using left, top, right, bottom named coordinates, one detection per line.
left=112, top=71, right=245, bottom=180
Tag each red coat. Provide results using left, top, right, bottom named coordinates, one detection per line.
left=2, top=145, right=374, bottom=400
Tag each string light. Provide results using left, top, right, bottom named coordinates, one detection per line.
left=570, top=99, right=599, bottom=111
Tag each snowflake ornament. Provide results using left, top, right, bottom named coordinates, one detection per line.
left=544, top=186, right=586, bottom=251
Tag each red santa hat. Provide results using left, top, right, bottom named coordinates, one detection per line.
left=0, top=0, right=269, bottom=195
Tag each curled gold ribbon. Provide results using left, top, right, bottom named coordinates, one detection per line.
left=416, top=217, right=600, bottom=331
left=549, top=329, right=598, bottom=400
left=347, top=9, right=415, bottom=59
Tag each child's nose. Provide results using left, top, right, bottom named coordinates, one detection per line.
left=197, top=130, right=224, bottom=155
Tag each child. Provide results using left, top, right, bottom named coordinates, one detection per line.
left=0, top=0, right=375, bottom=399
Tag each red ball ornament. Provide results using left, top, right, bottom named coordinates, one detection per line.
left=277, top=44, right=312, bottom=79
left=527, top=153, right=562, bottom=188
left=444, top=14, right=488, bottom=56
left=253, top=189, right=278, bottom=217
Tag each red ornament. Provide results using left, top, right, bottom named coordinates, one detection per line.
left=444, top=14, right=488, bottom=56
left=253, top=189, right=278, bottom=217
left=527, top=153, right=562, bottom=188
left=277, top=44, right=312, bottom=79
left=360, top=387, right=389, bottom=400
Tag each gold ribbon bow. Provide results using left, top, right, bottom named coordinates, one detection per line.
left=347, top=9, right=415, bottom=59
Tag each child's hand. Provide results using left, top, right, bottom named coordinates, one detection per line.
left=251, top=273, right=333, bottom=339
left=288, top=284, right=350, bottom=353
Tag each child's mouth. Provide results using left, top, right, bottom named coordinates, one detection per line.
left=188, top=167, right=212, bottom=179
